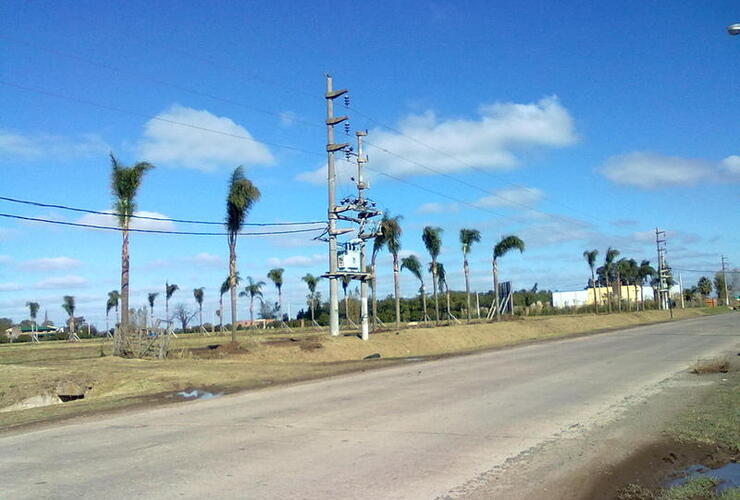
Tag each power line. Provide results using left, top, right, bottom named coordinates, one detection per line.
left=671, top=267, right=739, bottom=274
left=0, top=35, right=323, bottom=131
left=0, top=80, right=324, bottom=158
left=0, top=195, right=324, bottom=227
left=0, top=213, right=325, bottom=236
left=2, top=37, right=604, bottom=228
left=349, top=105, right=609, bottom=225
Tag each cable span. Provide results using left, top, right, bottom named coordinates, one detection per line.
left=0, top=213, right=325, bottom=236
left=0, top=195, right=325, bottom=226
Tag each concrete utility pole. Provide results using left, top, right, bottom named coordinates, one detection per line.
left=325, top=75, right=349, bottom=337
left=678, top=273, right=685, bottom=309
left=655, top=228, right=669, bottom=310
left=721, top=255, right=730, bottom=306
left=356, top=131, right=370, bottom=341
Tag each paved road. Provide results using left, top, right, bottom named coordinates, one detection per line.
left=1, top=314, right=737, bottom=499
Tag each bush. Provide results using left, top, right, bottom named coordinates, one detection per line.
left=0, top=335, right=10, bottom=344
left=15, top=334, right=33, bottom=343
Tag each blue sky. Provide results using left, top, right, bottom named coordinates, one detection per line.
left=1, top=0, right=738, bottom=327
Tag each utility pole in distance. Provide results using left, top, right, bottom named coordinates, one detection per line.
left=325, top=75, right=349, bottom=337
left=721, top=255, right=730, bottom=306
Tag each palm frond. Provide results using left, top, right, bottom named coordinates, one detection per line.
left=267, top=268, right=284, bottom=288
left=225, top=166, right=261, bottom=239
left=493, top=235, right=525, bottom=259
left=460, top=228, right=481, bottom=254
left=110, top=154, right=154, bottom=227
left=193, top=287, right=205, bottom=305
left=583, top=249, right=598, bottom=269
left=62, top=295, right=75, bottom=316
left=302, top=273, right=319, bottom=293
left=166, top=282, right=179, bottom=299
left=147, top=292, right=159, bottom=308
left=422, top=226, right=443, bottom=260
left=401, top=255, right=423, bottom=283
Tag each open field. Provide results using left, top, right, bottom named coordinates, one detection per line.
left=0, top=307, right=731, bottom=431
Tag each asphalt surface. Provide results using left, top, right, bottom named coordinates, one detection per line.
left=1, top=313, right=737, bottom=499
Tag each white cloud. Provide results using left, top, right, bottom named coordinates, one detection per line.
left=417, top=202, right=459, bottom=214
left=19, top=256, right=81, bottom=272
left=474, top=187, right=544, bottom=208
left=0, top=283, right=22, bottom=292
left=138, top=104, right=274, bottom=171
left=190, top=253, right=224, bottom=267
left=599, top=152, right=713, bottom=189
left=267, top=254, right=325, bottom=268
left=34, top=275, right=88, bottom=289
left=720, top=155, right=740, bottom=177
left=77, top=211, right=175, bottom=231
left=0, top=129, right=109, bottom=160
left=0, top=255, right=11, bottom=264
left=296, top=96, right=577, bottom=184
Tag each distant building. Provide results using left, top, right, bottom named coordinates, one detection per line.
left=552, top=285, right=660, bottom=308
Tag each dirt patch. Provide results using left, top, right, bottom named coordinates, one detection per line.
left=690, top=356, right=734, bottom=375
left=585, top=439, right=737, bottom=499
left=188, top=341, right=249, bottom=359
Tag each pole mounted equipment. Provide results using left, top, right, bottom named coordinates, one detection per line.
left=728, top=23, right=740, bottom=35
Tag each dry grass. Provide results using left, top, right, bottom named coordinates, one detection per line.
left=0, top=307, right=728, bottom=430
left=690, top=356, right=734, bottom=375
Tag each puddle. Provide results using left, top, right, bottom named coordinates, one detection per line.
left=667, top=462, right=740, bottom=493
left=176, top=389, right=223, bottom=400
left=404, top=357, right=425, bottom=362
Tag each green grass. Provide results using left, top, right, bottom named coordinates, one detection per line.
left=668, top=371, right=740, bottom=453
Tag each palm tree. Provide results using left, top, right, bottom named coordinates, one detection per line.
left=219, top=278, right=230, bottom=332
left=382, top=214, right=403, bottom=329
left=62, top=295, right=75, bottom=335
left=302, top=273, right=319, bottom=323
left=147, top=292, right=158, bottom=329
left=435, top=262, right=452, bottom=321
left=603, top=247, right=620, bottom=313
left=422, top=226, right=443, bottom=324
left=165, top=282, right=178, bottom=323
left=492, top=235, right=525, bottom=320
left=460, top=228, right=481, bottom=321
left=106, top=299, right=114, bottom=333
left=637, top=260, right=655, bottom=310
left=225, top=166, right=261, bottom=343
left=267, top=268, right=285, bottom=318
left=110, top=154, right=154, bottom=335
left=615, top=257, right=632, bottom=312
left=583, top=249, right=599, bottom=313
left=107, top=290, right=120, bottom=325
left=26, top=301, right=39, bottom=332
left=193, top=287, right=205, bottom=329
left=239, top=277, right=265, bottom=324
left=341, top=275, right=352, bottom=324
left=401, top=255, right=427, bottom=322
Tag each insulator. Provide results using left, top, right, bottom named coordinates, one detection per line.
left=343, top=95, right=350, bottom=107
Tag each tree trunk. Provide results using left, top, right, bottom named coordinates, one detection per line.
left=431, top=259, right=439, bottom=324
left=219, top=295, right=224, bottom=332
left=591, top=269, right=598, bottom=314
left=606, top=275, right=612, bottom=313
left=310, top=296, right=315, bottom=322
left=421, top=283, right=427, bottom=322
left=120, top=227, right=129, bottom=328
left=370, top=261, right=377, bottom=331
left=106, top=311, right=109, bottom=334
left=464, top=254, right=471, bottom=321
left=616, top=272, right=622, bottom=312
left=393, top=253, right=401, bottom=330
left=278, top=287, right=283, bottom=320
left=640, top=283, right=645, bottom=311
left=344, top=292, right=349, bottom=324
left=494, top=257, right=501, bottom=321
left=446, top=289, right=451, bottom=323
left=250, top=296, right=254, bottom=323
left=229, top=243, right=238, bottom=343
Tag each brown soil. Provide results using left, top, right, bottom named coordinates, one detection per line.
left=584, top=440, right=737, bottom=499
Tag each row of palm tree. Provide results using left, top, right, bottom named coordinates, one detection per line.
left=582, top=248, right=657, bottom=311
